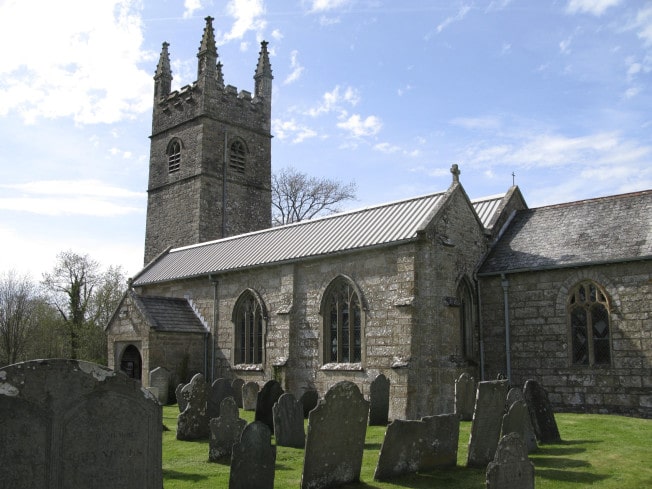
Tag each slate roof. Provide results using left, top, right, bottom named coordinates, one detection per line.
left=478, top=190, right=652, bottom=276
left=131, top=293, right=208, bottom=333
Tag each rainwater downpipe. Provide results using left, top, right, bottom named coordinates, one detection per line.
left=210, top=275, right=219, bottom=383
left=501, top=273, right=512, bottom=381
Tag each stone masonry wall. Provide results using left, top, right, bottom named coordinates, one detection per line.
left=480, top=261, right=652, bottom=418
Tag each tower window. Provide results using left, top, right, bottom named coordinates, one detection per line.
left=568, top=281, right=611, bottom=366
left=229, top=140, right=246, bottom=174
left=167, top=140, right=181, bottom=173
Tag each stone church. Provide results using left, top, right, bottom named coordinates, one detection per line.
left=106, top=17, right=651, bottom=419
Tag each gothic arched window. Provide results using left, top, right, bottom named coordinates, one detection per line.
left=167, top=139, right=181, bottom=173
left=233, top=290, right=266, bottom=365
left=322, top=277, right=364, bottom=364
left=568, top=281, right=611, bottom=366
left=229, top=139, right=246, bottom=174
left=457, top=279, right=476, bottom=360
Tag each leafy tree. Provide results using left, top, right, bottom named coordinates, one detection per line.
left=271, top=166, right=357, bottom=225
left=0, top=271, right=39, bottom=365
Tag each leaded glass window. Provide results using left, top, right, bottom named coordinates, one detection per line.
left=234, top=291, right=265, bottom=364
left=569, top=281, right=611, bottom=366
left=324, top=278, right=362, bottom=364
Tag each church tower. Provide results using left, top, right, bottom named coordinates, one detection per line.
left=144, top=17, right=273, bottom=264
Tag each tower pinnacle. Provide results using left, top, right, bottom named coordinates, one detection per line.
left=197, top=16, right=218, bottom=80
left=154, top=42, right=172, bottom=100
left=254, top=40, right=273, bottom=101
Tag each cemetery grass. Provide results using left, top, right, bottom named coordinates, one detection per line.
left=162, top=406, right=652, bottom=489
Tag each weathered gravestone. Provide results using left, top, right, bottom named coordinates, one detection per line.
left=455, top=372, right=476, bottom=421
left=176, top=382, right=189, bottom=412
left=177, top=373, right=209, bottom=440
left=209, top=397, right=247, bottom=461
left=0, top=359, right=162, bottom=489
left=374, top=413, right=459, bottom=481
left=242, top=381, right=259, bottom=411
left=369, top=373, right=390, bottom=425
left=523, top=379, right=561, bottom=443
left=301, top=381, right=369, bottom=489
left=255, top=379, right=284, bottom=431
left=486, top=433, right=535, bottom=489
left=149, top=366, right=170, bottom=405
left=467, top=379, right=509, bottom=468
left=502, top=398, right=537, bottom=453
left=208, top=377, right=236, bottom=419
left=231, top=378, right=245, bottom=408
left=273, top=393, right=305, bottom=448
left=300, top=389, right=319, bottom=418
left=229, top=421, right=276, bottom=489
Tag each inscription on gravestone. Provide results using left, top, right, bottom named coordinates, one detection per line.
left=0, top=359, right=162, bottom=489
left=301, top=381, right=369, bottom=489
left=467, top=379, right=509, bottom=468
left=369, top=373, right=390, bottom=426
left=486, top=433, right=535, bottom=489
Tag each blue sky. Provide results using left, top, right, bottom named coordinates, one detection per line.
left=1, top=0, right=651, bottom=280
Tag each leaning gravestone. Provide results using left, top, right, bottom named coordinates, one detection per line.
left=301, top=381, right=369, bottom=489
left=242, top=381, right=259, bottom=411
left=208, top=378, right=236, bottom=419
left=0, top=359, right=162, bottom=489
left=502, top=399, right=537, bottom=453
left=374, top=413, right=459, bottom=480
left=232, top=378, right=245, bottom=408
left=229, top=421, right=276, bottom=489
left=299, top=389, right=319, bottom=418
left=255, top=379, right=284, bottom=431
left=455, top=372, right=476, bottom=421
left=209, top=397, right=247, bottom=461
left=369, top=373, right=390, bottom=425
left=467, top=379, right=509, bottom=468
left=177, top=373, right=209, bottom=440
left=149, top=366, right=170, bottom=405
left=273, top=393, right=305, bottom=448
left=523, top=379, right=561, bottom=443
left=486, top=433, right=535, bottom=489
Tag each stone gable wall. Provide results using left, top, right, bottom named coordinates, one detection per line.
left=480, top=261, right=652, bottom=417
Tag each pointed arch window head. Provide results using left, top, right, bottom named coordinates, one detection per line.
left=229, top=139, right=246, bottom=174
left=568, top=281, right=611, bottom=366
left=322, top=277, right=364, bottom=365
left=233, top=290, right=266, bottom=365
left=167, top=139, right=181, bottom=173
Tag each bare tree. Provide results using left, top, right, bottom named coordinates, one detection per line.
left=0, top=271, right=38, bottom=365
left=272, top=167, right=357, bottom=225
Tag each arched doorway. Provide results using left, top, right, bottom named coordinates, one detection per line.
left=120, top=345, right=142, bottom=381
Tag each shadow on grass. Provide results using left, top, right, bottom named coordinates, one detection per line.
left=163, top=469, right=210, bottom=482
left=533, top=457, right=591, bottom=469
left=535, top=468, right=609, bottom=484
left=365, top=442, right=383, bottom=451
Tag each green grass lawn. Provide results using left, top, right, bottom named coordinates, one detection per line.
left=162, top=405, right=652, bottom=489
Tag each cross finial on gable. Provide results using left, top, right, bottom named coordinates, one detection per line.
left=451, top=164, right=461, bottom=183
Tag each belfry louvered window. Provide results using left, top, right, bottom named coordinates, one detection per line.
left=167, top=140, right=181, bottom=173
left=569, top=281, right=611, bottom=366
left=234, top=290, right=265, bottom=365
left=323, top=277, right=363, bottom=364
left=229, top=140, right=246, bottom=174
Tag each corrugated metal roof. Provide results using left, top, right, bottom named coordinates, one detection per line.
left=133, top=190, right=450, bottom=285
left=472, top=194, right=505, bottom=229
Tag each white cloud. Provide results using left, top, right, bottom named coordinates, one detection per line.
left=337, top=114, right=382, bottom=138
left=0, top=0, right=152, bottom=125
left=633, top=5, right=652, bottom=46
left=284, top=50, right=304, bottom=85
left=374, top=142, right=401, bottom=154
left=450, top=116, right=501, bottom=130
left=183, top=0, right=204, bottom=19
left=272, top=119, right=318, bottom=143
left=306, top=85, right=360, bottom=117
left=559, top=37, right=572, bottom=54
left=436, top=5, right=472, bottom=34
left=566, top=0, right=621, bottom=16
left=309, top=0, right=351, bottom=13
left=220, top=0, right=267, bottom=43
left=271, top=29, right=284, bottom=41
